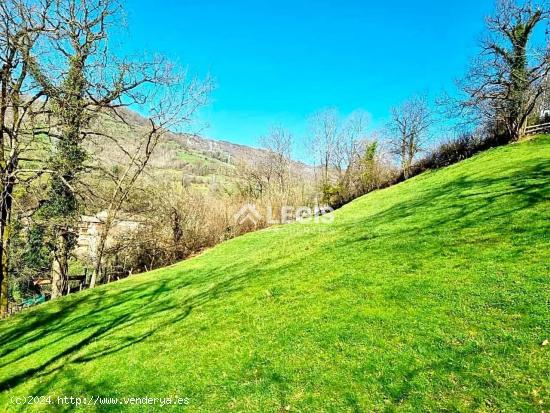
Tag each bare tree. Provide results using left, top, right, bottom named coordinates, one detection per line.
left=259, top=125, right=293, bottom=195
left=0, top=0, right=50, bottom=316
left=335, top=111, right=368, bottom=179
left=387, top=96, right=432, bottom=179
left=23, top=0, right=210, bottom=298
left=89, top=75, right=211, bottom=288
left=308, top=109, right=368, bottom=181
left=460, top=0, right=550, bottom=140
left=308, top=108, right=338, bottom=185
left=307, top=109, right=370, bottom=206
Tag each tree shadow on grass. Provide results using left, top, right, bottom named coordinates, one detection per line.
left=337, top=157, right=550, bottom=247
left=377, top=341, right=500, bottom=413
left=0, top=261, right=253, bottom=394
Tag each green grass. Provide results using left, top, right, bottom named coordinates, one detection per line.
left=178, top=150, right=209, bottom=164
left=1, top=137, right=549, bottom=412
left=178, top=150, right=229, bottom=167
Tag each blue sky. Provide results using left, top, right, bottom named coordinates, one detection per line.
left=122, top=0, right=495, bottom=158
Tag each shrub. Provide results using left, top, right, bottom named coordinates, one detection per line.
left=410, top=131, right=511, bottom=178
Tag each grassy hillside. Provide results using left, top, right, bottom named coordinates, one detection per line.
left=1, top=136, right=549, bottom=412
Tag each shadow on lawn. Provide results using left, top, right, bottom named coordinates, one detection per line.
left=378, top=343, right=492, bottom=413
left=339, top=157, right=550, bottom=246
left=0, top=260, right=252, bottom=394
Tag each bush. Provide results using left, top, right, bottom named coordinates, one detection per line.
left=410, top=131, right=510, bottom=178
left=325, top=131, right=512, bottom=211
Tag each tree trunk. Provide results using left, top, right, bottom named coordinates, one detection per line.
left=0, top=275, right=7, bottom=318
left=0, top=175, right=15, bottom=317
left=89, top=217, right=111, bottom=289
left=89, top=269, right=98, bottom=289
left=0, top=217, right=9, bottom=318
left=51, top=233, right=69, bottom=299
left=0, top=216, right=11, bottom=317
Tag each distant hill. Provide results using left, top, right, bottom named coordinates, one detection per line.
left=111, top=107, right=313, bottom=191
left=3, top=134, right=548, bottom=411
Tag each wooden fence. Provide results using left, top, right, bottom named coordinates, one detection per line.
left=524, top=122, right=550, bottom=135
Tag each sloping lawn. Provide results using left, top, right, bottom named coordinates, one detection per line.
left=1, top=136, right=549, bottom=412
